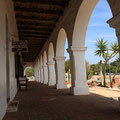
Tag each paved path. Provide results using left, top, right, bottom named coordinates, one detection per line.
left=90, top=86, right=120, bottom=101
left=3, top=81, right=120, bottom=120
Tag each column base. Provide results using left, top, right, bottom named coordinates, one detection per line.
left=70, top=86, right=89, bottom=95
left=56, top=83, right=67, bottom=89
left=48, top=82, right=56, bottom=86
left=41, top=81, right=44, bottom=84
left=43, top=81, right=48, bottom=85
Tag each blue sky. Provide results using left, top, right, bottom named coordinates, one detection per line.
left=64, top=0, right=118, bottom=64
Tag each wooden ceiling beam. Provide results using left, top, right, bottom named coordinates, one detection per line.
left=19, top=38, right=46, bottom=41
left=13, top=0, right=70, bottom=62
left=15, top=11, right=60, bottom=19
left=19, top=33, right=50, bottom=37
left=16, top=14, right=58, bottom=22
left=18, top=28, right=53, bottom=33
left=14, top=6, right=63, bottom=15
left=14, top=1, right=64, bottom=10
left=13, top=0, right=69, bottom=7
left=17, top=21, right=56, bottom=27
left=16, top=19, right=56, bottom=25
left=18, top=31, right=51, bottom=35
left=17, top=26, right=54, bottom=31
left=28, top=41, right=45, bottom=43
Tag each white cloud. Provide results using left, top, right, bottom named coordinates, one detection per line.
left=86, top=39, right=97, bottom=43
left=88, top=23, right=106, bottom=27
left=92, top=12, right=112, bottom=19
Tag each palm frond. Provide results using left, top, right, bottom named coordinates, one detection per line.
left=111, top=42, right=119, bottom=52
left=95, top=38, right=108, bottom=57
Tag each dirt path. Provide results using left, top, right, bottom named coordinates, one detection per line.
left=90, top=86, right=120, bottom=100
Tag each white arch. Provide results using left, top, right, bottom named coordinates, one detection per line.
left=69, top=0, right=114, bottom=95
left=56, top=28, right=67, bottom=57
left=23, top=66, right=34, bottom=76
left=43, top=51, right=47, bottom=65
left=72, top=0, right=99, bottom=47
left=40, top=56, right=43, bottom=83
left=43, top=51, right=48, bottom=84
left=48, top=42, right=54, bottom=62
left=40, top=56, right=43, bottom=66
left=55, top=28, right=68, bottom=89
left=47, top=42, right=56, bottom=86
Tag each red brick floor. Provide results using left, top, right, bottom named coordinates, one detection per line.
left=3, top=81, right=120, bottom=120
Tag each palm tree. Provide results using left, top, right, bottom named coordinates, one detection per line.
left=112, top=55, right=120, bottom=82
left=95, top=39, right=108, bottom=86
left=95, top=39, right=119, bottom=87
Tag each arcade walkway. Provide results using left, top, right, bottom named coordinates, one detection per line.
left=3, top=81, right=120, bottom=120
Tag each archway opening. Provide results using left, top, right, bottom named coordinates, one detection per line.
left=72, top=0, right=119, bottom=95
left=40, top=56, right=43, bottom=83
left=24, top=66, right=35, bottom=81
left=43, top=51, right=48, bottom=84
left=55, top=28, right=70, bottom=89
left=85, top=0, right=119, bottom=90
left=64, top=39, right=71, bottom=88
left=48, top=42, right=56, bottom=86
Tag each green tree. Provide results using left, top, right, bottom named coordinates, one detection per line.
left=90, top=64, right=99, bottom=75
left=65, top=59, right=71, bottom=81
left=65, top=59, right=70, bottom=73
left=95, top=38, right=119, bottom=87
left=87, top=65, right=93, bottom=80
left=112, top=55, right=120, bottom=81
left=25, top=67, right=34, bottom=77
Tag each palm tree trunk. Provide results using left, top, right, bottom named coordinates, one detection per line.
left=103, top=62, right=107, bottom=87
left=112, top=62, right=120, bottom=81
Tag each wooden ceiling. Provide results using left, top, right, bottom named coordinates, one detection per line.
left=13, top=0, right=70, bottom=62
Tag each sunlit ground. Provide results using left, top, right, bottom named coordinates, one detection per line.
left=66, top=82, right=120, bottom=101
left=90, top=86, right=120, bottom=100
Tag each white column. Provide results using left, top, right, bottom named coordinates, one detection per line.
left=37, top=69, right=39, bottom=82
left=38, top=68, right=41, bottom=82
left=43, top=65, right=48, bottom=84
left=54, top=57, right=67, bottom=89
left=35, top=71, right=36, bottom=81
left=67, top=46, right=89, bottom=95
left=36, top=70, right=37, bottom=81
left=40, top=67, right=43, bottom=83
left=47, top=61, right=56, bottom=86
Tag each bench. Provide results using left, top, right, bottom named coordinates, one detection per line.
left=18, top=77, right=28, bottom=90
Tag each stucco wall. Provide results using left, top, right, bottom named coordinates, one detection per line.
left=0, top=0, right=18, bottom=119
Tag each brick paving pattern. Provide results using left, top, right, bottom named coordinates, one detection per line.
left=3, top=81, right=120, bottom=120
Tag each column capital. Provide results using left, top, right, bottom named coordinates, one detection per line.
left=42, top=65, right=47, bottom=68
left=54, top=56, right=66, bottom=61
left=47, top=61, right=55, bottom=65
left=107, top=13, right=120, bottom=28
left=67, top=46, right=87, bottom=53
left=40, top=66, right=43, bottom=69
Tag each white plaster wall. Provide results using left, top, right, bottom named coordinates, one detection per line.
left=0, top=0, right=18, bottom=119
left=0, top=1, right=7, bottom=119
